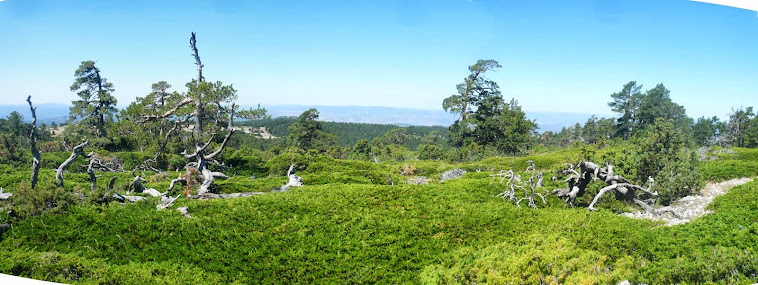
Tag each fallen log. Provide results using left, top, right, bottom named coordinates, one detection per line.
left=554, top=161, right=658, bottom=211
left=188, top=192, right=265, bottom=200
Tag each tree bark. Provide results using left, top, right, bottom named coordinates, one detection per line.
left=27, top=96, right=40, bottom=189
left=188, top=191, right=265, bottom=200
left=190, top=32, right=204, bottom=137
left=183, top=104, right=236, bottom=195
left=56, top=141, right=91, bottom=187
left=85, top=155, right=119, bottom=191
left=273, top=164, right=304, bottom=192
left=167, top=174, right=187, bottom=192
left=554, top=161, right=658, bottom=211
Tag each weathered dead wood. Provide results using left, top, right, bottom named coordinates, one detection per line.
left=553, top=161, right=658, bottom=211
left=56, top=141, right=91, bottom=187
left=140, top=98, right=193, bottom=123
left=112, top=193, right=146, bottom=203
left=84, top=154, right=120, bottom=191
left=196, top=168, right=229, bottom=195
left=128, top=175, right=147, bottom=193
left=0, top=188, right=11, bottom=200
left=183, top=103, right=236, bottom=195
left=27, top=96, right=40, bottom=189
left=190, top=32, right=204, bottom=88
left=108, top=176, right=117, bottom=191
left=516, top=161, right=547, bottom=209
left=167, top=174, right=187, bottom=192
left=491, top=169, right=522, bottom=201
left=182, top=164, right=292, bottom=200
left=126, top=174, right=164, bottom=197
left=177, top=207, right=192, bottom=218
left=188, top=192, right=266, bottom=200
left=93, top=177, right=120, bottom=204
left=190, top=32, right=204, bottom=137
left=156, top=194, right=180, bottom=210
left=587, top=178, right=655, bottom=211
left=273, top=164, right=304, bottom=192
left=491, top=161, right=547, bottom=209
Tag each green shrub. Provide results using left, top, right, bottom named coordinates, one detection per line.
left=304, top=155, right=395, bottom=185
left=700, top=160, right=758, bottom=181
left=0, top=249, right=227, bottom=284
left=420, top=233, right=636, bottom=284
left=598, top=119, right=704, bottom=205
left=265, top=148, right=309, bottom=176
left=9, top=181, right=81, bottom=221
left=734, top=147, right=758, bottom=161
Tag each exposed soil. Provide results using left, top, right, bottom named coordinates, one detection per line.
left=231, top=126, right=278, bottom=139
left=51, top=126, right=66, bottom=137
left=622, top=178, right=753, bottom=226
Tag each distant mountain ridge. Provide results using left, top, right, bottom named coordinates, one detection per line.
left=0, top=103, right=607, bottom=132
left=0, top=104, right=70, bottom=125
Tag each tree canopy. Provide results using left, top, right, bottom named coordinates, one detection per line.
left=444, top=59, right=536, bottom=154
left=68, top=61, right=117, bottom=139
left=287, top=108, right=336, bottom=152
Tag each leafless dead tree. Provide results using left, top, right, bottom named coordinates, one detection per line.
left=27, top=96, right=41, bottom=189
left=491, top=160, right=547, bottom=209
left=84, top=154, right=120, bottom=191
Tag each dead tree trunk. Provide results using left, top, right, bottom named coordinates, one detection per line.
left=86, top=156, right=97, bottom=191
left=516, top=162, right=546, bottom=209
left=27, top=96, right=41, bottom=189
left=84, top=155, right=120, bottom=191
left=190, top=31, right=204, bottom=138
left=273, top=164, right=304, bottom=192
left=182, top=104, right=235, bottom=195
left=56, top=141, right=91, bottom=187
left=108, top=176, right=117, bottom=191
left=587, top=178, right=655, bottom=211
left=553, top=161, right=658, bottom=211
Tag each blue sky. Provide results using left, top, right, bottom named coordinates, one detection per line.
left=1, top=0, right=756, bottom=119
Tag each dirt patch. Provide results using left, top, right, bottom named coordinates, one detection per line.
left=51, top=126, right=66, bottom=137
left=622, top=177, right=754, bottom=226
left=232, top=126, right=278, bottom=139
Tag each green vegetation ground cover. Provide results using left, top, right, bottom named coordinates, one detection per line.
left=0, top=148, right=756, bottom=284
left=1, top=33, right=756, bottom=284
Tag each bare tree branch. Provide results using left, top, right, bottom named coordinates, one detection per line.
left=56, top=141, right=91, bottom=187
left=140, top=98, right=193, bottom=123
left=553, top=161, right=658, bottom=211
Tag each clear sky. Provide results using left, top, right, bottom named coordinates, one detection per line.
left=1, top=0, right=756, bottom=119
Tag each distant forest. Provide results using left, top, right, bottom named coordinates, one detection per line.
left=238, top=116, right=448, bottom=149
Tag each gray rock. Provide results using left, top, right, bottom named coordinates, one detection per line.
left=440, top=169, right=467, bottom=182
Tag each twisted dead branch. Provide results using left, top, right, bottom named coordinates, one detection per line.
left=491, top=160, right=547, bottom=209
left=56, top=141, right=91, bottom=187
left=553, top=161, right=658, bottom=211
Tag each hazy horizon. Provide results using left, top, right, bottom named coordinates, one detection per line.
left=0, top=103, right=611, bottom=132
